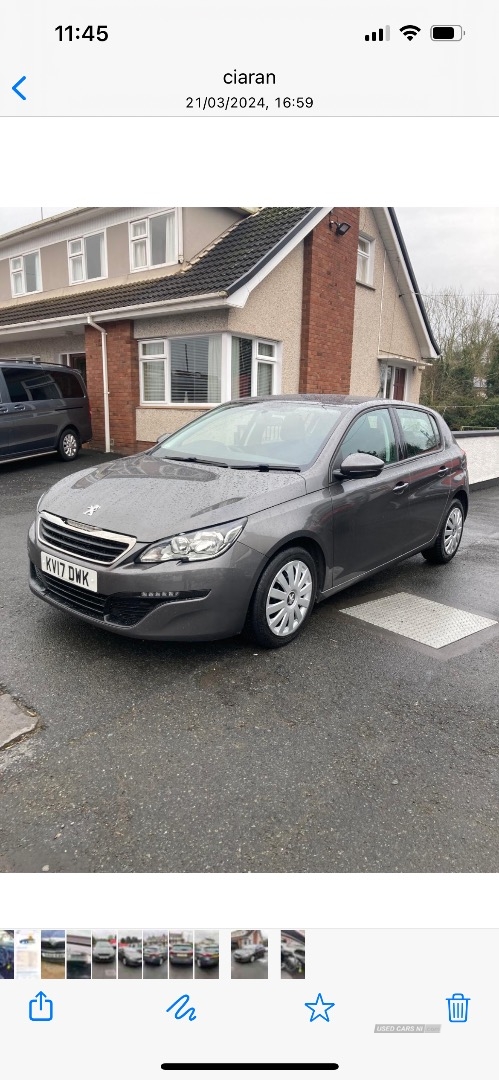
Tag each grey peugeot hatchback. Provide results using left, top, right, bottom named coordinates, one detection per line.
left=28, top=395, right=469, bottom=648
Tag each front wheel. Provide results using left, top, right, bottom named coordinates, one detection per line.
left=422, top=500, right=464, bottom=564
left=58, top=427, right=80, bottom=462
left=247, top=546, right=317, bottom=649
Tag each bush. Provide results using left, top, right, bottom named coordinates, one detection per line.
left=435, top=398, right=499, bottom=431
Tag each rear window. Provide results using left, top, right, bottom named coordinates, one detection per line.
left=396, top=408, right=440, bottom=457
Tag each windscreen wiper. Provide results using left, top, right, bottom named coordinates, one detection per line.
left=229, top=463, right=301, bottom=472
left=159, top=454, right=229, bottom=468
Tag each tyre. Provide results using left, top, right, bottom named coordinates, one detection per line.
left=57, top=427, right=80, bottom=461
left=196, top=958, right=202, bottom=968
left=422, top=499, right=464, bottom=564
left=122, top=957, right=127, bottom=966
left=247, top=546, right=317, bottom=648
left=250, top=955, right=255, bottom=962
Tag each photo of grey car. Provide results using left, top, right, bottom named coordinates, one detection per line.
left=28, top=395, right=469, bottom=648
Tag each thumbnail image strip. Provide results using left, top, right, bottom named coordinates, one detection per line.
left=0, top=930, right=14, bottom=979
left=169, top=931, right=193, bottom=979
left=15, top=930, right=41, bottom=980
left=281, top=930, right=305, bottom=978
left=41, top=930, right=65, bottom=979
left=143, top=930, right=169, bottom=978
left=66, top=931, right=92, bottom=980
left=92, top=931, right=117, bottom=980
left=118, top=931, right=143, bottom=979
left=231, top=930, right=268, bottom=978
left=194, top=930, right=219, bottom=979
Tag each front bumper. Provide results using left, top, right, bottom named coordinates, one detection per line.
left=28, top=522, right=264, bottom=641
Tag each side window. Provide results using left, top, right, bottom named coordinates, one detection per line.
left=396, top=408, right=440, bottom=457
left=2, top=367, right=32, bottom=402
left=337, top=409, right=398, bottom=464
left=52, top=370, right=84, bottom=399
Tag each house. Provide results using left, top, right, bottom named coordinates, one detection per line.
left=0, top=206, right=438, bottom=455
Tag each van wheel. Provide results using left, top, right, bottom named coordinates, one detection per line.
left=247, top=546, right=317, bottom=649
left=58, top=428, right=80, bottom=461
left=422, top=500, right=464, bottom=564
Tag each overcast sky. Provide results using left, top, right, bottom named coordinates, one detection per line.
left=0, top=206, right=497, bottom=297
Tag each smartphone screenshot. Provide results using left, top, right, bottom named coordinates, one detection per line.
left=1, top=3, right=498, bottom=1079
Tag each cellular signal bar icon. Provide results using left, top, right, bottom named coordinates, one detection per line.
left=365, top=26, right=391, bottom=42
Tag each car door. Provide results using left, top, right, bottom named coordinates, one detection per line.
left=391, top=406, right=453, bottom=547
left=329, top=406, right=416, bottom=587
left=0, top=369, right=13, bottom=456
left=2, top=365, right=59, bottom=454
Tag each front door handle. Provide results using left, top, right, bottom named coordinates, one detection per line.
left=0, top=407, right=8, bottom=414
left=393, top=481, right=409, bottom=492
left=13, top=404, right=26, bottom=411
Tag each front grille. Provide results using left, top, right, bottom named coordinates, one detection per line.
left=33, top=566, right=208, bottom=627
left=38, top=512, right=134, bottom=566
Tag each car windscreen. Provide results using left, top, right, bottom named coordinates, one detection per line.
left=149, top=402, right=345, bottom=469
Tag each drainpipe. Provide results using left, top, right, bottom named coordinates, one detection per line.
left=87, top=316, right=111, bottom=453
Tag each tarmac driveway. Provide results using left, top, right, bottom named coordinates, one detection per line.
left=1, top=451, right=499, bottom=873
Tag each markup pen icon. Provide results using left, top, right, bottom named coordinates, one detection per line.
left=446, top=993, right=470, bottom=1023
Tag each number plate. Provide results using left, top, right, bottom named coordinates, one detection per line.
left=41, top=551, right=98, bottom=592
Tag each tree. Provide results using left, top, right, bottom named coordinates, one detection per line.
left=421, top=289, right=499, bottom=408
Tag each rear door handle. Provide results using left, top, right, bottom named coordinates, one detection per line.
left=438, top=466, right=449, bottom=475
left=393, top=481, right=409, bottom=492
left=0, top=406, right=8, bottom=414
left=13, top=404, right=26, bottom=411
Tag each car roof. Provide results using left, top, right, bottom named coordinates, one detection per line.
left=0, top=360, right=82, bottom=374
left=223, top=394, right=436, bottom=413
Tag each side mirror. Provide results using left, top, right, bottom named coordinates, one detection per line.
left=333, top=452, right=385, bottom=479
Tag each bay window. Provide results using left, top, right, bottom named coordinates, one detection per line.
left=139, top=334, right=280, bottom=406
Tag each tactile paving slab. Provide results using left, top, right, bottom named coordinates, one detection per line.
left=339, top=591, right=497, bottom=649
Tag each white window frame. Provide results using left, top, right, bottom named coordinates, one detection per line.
left=129, top=209, right=179, bottom=272
left=9, top=250, right=42, bottom=297
left=379, top=360, right=410, bottom=401
left=67, top=229, right=107, bottom=285
left=138, top=333, right=281, bottom=407
left=356, top=233, right=375, bottom=287
left=232, top=336, right=282, bottom=399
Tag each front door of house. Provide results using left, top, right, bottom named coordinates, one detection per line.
left=393, top=366, right=406, bottom=399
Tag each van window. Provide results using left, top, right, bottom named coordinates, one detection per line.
left=51, top=370, right=84, bottom=399
left=2, top=365, right=84, bottom=402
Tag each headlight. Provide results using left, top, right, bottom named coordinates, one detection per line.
left=138, top=519, right=247, bottom=563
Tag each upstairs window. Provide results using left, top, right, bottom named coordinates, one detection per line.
left=357, top=234, right=374, bottom=286
left=68, top=231, right=105, bottom=284
left=10, top=251, right=41, bottom=296
left=130, top=210, right=177, bottom=270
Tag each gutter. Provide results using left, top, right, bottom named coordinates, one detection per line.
left=87, top=317, right=110, bottom=454
left=387, top=208, right=440, bottom=356
left=0, top=291, right=228, bottom=337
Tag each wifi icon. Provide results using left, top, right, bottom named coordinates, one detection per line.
left=399, top=24, right=421, bottom=40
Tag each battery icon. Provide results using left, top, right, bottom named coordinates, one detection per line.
left=431, top=25, right=463, bottom=40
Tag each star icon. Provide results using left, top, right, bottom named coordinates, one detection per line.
left=305, top=992, right=335, bottom=1022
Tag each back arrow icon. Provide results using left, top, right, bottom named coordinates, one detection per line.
left=12, top=76, right=27, bottom=100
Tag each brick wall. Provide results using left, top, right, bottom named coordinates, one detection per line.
left=85, top=320, right=140, bottom=455
left=299, top=208, right=360, bottom=393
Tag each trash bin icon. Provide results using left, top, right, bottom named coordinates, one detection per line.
left=446, top=993, right=470, bottom=1022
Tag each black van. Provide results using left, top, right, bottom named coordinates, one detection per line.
left=0, top=360, right=92, bottom=464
